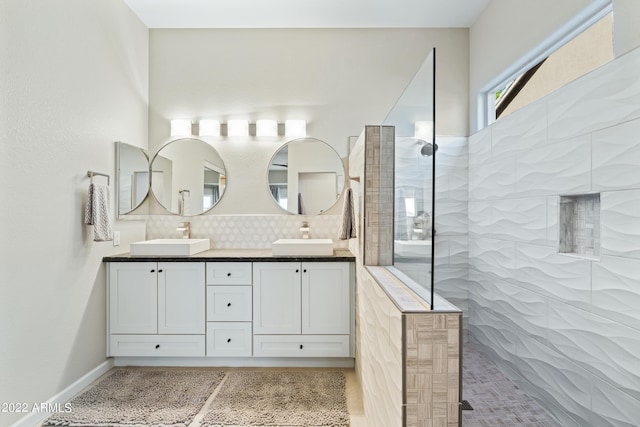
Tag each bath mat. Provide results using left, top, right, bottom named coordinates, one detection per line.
left=202, top=370, right=350, bottom=427
left=43, top=367, right=226, bottom=426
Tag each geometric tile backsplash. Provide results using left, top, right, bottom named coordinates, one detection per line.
left=558, top=193, right=600, bottom=258
left=144, top=214, right=349, bottom=249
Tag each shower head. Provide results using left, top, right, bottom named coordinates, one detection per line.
left=418, top=141, right=438, bottom=157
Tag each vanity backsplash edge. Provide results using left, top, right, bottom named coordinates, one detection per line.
left=140, top=214, right=350, bottom=249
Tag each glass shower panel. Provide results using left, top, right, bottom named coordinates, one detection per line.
left=383, top=48, right=435, bottom=308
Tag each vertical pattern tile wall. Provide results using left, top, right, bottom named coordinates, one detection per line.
left=468, top=47, right=640, bottom=426
left=364, top=125, right=394, bottom=265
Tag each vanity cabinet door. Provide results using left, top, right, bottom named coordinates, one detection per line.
left=158, top=262, right=205, bottom=334
left=301, top=262, right=350, bottom=335
left=253, top=262, right=301, bottom=334
left=109, top=262, right=158, bottom=334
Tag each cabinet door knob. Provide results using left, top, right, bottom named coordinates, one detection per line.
left=155, top=344, right=160, bottom=349
left=227, top=338, right=231, bottom=343
left=299, top=344, right=303, bottom=349
left=227, top=272, right=231, bottom=277
left=158, top=269, right=163, bottom=273
left=227, top=302, right=232, bottom=307
left=150, top=269, right=155, bottom=273
left=295, top=269, right=299, bottom=273
left=303, top=269, right=307, bottom=273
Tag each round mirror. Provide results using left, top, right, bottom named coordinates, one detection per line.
left=150, top=138, right=226, bottom=216
left=116, top=142, right=150, bottom=216
left=268, top=138, right=345, bottom=215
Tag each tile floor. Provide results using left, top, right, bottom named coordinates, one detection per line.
left=462, top=342, right=562, bottom=427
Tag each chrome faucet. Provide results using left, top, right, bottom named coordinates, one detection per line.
left=177, top=222, right=191, bottom=239
left=300, top=221, right=310, bottom=239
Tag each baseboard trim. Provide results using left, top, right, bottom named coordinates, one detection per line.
left=113, top=356, right=355, bottom=368
left=11, top=359, right=114, bottom=427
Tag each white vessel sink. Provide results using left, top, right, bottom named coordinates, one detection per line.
left=272, top=238, right=334, bottom=256
left=130, top=238, right=210, bottom=256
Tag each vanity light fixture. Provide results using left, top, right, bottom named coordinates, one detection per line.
left=285, top=120, right=306, bottom=137
left=256, top=120, right=278, bottom=137
left=414, top=120, right=433, bottom=140
left=170, top=119, right=192, bottom=137
left=198, top=119, right=220, bottom=136
left=227, top=120, right=249, bottom=137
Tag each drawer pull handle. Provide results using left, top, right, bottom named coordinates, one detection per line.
left=295, top=269, right=299, bottom=273
left=155, top=344, right=160, bottom=349
left=150, top=269, right=155, bottom=273
left=227, top=272, right=231, bottom=277
left=158, top=269, right=163, bottom=273
left=227, top=302, right=232, bottom=307
left=299, top=344, right=303, bottom=349
left=303, top=269, right=307, bottom=273
left=227, top=338, right=231, bottom=343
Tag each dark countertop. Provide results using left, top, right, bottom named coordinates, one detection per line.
left=103, top=248, right=356, bottom=263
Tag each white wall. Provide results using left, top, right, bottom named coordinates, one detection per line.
left=144, top=28, right=469, bottom=216
left=0, top=1, right=148, bottom=425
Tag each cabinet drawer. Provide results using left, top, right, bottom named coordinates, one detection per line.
left=253, top=335, right=350, bottom=358
left=207, top=322, right=252, bottom=357
left=109, top=334, right=205, bottom=357
left=207, top=286, right=252, bottom=321
left=206, top=262, right=252, bottom=285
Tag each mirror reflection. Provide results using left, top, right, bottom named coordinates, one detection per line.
left=268, top=138, right=345, bottom=215
left=116, top=142, right=150, bottom=216
left=150, top=138, right=226, bottom=216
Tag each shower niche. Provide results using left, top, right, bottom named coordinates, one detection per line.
left=558, top=193, right=600, bottom=259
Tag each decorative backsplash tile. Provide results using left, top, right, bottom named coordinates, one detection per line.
left=144, top=214, right=349, bottom=249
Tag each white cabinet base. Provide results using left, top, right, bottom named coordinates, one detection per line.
left=112, top=356, right=355, bottom=368
left=109, top=335, right=205, bottom=357
left=206, top=322, right=252, bottom=357
left=253, top=335, right=350, bottom=358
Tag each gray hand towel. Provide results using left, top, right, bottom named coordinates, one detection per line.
left=84, top=183, right=113, bottom=242
left=339, top=187, right=356, bottom=240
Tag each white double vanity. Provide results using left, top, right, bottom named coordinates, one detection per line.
left=104, top=249, right=355, bottom=367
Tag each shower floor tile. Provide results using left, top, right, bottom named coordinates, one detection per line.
left=462, top=342, right=562, bottom=427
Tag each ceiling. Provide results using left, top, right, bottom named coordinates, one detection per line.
left=123, top=0, right=491, bottom=28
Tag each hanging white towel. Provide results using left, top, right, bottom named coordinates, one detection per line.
left=339, top=187, right=356, bottom=240
left=84, top=183, right=113, bottom=242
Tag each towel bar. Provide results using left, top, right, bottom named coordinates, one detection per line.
left=87, top=170, right=110, bottom=185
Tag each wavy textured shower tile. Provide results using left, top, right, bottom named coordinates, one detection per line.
left=547, top=301, right=640, bottom=401
left=515, top=135, right=591, bottom=197
left=591, top=375, right=640, bottom=427
left=601, top=189, right=640, bottom=259
left=469, top=157, right=516, bottom=200
left=435, top=136, right=468, bottom=168
left=592, top=255, right=640, bottom=330
left=514, top=336, right=592, bottom=427
left=434, top=200, right=468, bottom=235
left=547, top=195, right=559, bottom=247
left=448, top=236, right=468, bottom=266
left=468, top=201, right=492, bottom=237
left=548, top=47, right=640, bottom=143
left=488, top=197, right=548, bottom=244
left=491, top=99, right=547, bottom=161
left=592, top=118, right=640, bottom=191
left=469, top=127, right=492, bottom=166
left=513, top=244, right=591, bottom=305
left=468, top=237, right=516, bottom=280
